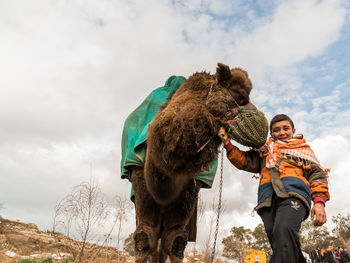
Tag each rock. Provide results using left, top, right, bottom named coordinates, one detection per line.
left=27, top=223, right=38, bottom=230
left=30, top=253, right=41, bottom=258
left=5, top=250, right=16, bottom=257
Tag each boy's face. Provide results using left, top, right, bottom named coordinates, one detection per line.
left=271, top=120, right=295, bottom=142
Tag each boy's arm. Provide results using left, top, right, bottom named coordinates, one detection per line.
left=308, top=162, right=330, bottom=203
left=219, top=127, right=262, bottom=173
left=308, top=162, right=330, bottom=226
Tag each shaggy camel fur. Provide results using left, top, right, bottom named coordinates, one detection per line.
left=130, top=63, right=254, bottom=263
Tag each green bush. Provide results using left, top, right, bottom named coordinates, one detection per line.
left=18, top=259, right=37, bottom=263
left=18, top=258, right=54, bottom=263
left=65, top=256, right=74, bottom=263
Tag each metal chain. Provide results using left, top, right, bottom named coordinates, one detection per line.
left=210, top=145, right=224, bottom=263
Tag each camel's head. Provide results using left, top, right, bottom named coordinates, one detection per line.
left=206, top=62, right=254, bottom=122
left=210, top=63, right=268, bottom=148
left=215, top=62, right=252, bottom=105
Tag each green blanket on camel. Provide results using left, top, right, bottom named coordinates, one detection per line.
left=121, top=75, right=218, bottom=198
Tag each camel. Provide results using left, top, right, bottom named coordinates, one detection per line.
left=121, top=63, right=264, bottom=262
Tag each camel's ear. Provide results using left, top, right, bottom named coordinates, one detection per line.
left=216, top=62, right=231, bottom=86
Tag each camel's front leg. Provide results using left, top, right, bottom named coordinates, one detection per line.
left=161, top=179, right=200, bottom=263
left=131, top=166, right=162, bottom=263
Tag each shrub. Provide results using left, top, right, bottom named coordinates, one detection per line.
left=65, top=256, right=74, bottom=263
left=18, top=259, right=37, bottom=263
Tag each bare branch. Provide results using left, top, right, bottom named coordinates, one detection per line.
left=52, top=179, right=110, bottom=262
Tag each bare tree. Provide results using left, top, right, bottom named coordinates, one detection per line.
left=191, top=193, right=206, bottom=258
left=114, top=195, right=133, bottom=251
left=197, top=192, right=206, bottom=225
left=53, top=179, right=110, bottom=263
left=0, top=203, right=4, bottom=218
left=52, top=199, right=67, bottom=233
left=89, top=195, right=133, bottom=262
left=203, top=198, right=217, bottom=260
left=202, top=197, right=227, bottom=263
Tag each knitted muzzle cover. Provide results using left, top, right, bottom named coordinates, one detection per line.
left=228, top=108, right=268, bottom=149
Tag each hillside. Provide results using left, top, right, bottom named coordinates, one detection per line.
left=0, top=216, right=131, bottom=262
left=0, top=216, right=228, bottom=263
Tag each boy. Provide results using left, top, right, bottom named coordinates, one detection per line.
left=218, top=114, right=330, bottom=263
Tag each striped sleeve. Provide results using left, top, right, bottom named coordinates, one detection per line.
left=307, top=162, right=330, bottom=202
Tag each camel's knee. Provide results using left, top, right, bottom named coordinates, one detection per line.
left=171, top=235, right=187, bottom=259
left=162, top=226, right=188, bottom=260
left=134, top=231, right=150, bottom=254
left=134, top=226, right=158, bottom=256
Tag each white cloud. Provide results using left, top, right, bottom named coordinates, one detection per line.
left=309, top=135, right=350, bottom=227
left=231, top=0, right=346, bottom=71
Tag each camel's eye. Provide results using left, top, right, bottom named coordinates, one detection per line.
left=237, top=95, right=248, bottom=105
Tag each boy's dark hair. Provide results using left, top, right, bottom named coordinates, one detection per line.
left=270, top=114, right=294, bottom=132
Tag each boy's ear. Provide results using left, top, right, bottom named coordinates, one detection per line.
left=270, top=132, right=275, bottom=139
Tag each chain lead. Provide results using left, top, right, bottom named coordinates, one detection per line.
left=210, top=145, right=224, bottom=263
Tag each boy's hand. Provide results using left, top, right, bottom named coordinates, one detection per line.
left=218, top=127, right=230, bottom=145
left=311, top=202, right=327, bottom=226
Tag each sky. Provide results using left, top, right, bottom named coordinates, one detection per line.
left=1, top=0, right=350, bottom=257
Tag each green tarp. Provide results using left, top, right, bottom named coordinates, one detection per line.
left=121, top=76, right=218, bottom=197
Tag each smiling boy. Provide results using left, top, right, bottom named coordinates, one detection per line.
left=218, top=114, right=330, bottom=263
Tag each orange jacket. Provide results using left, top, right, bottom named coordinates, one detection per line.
left=225, top=137, right=329, bottom=216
